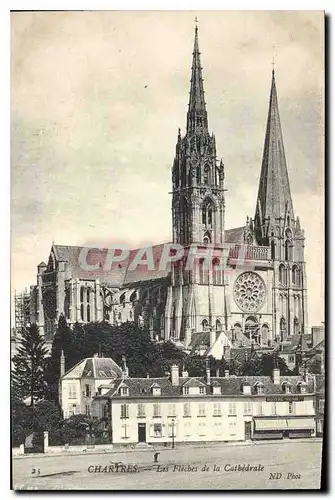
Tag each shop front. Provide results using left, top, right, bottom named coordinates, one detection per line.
left=253, top=417, right=315, bottom=440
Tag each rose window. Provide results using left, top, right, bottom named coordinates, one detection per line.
left=233, top=272, right=266, bottom=313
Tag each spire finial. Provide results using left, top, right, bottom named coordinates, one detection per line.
left=272, top=56, right=275, bottom=77
left=187, top=19, right=208, bottom=133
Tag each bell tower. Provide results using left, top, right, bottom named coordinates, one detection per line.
left=253, top=69, right=308, bottom=338
left=165, top=25, right=227, bottom=343
left=172, top=25, right=225, bottom=247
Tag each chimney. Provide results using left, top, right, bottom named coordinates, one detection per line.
left=182, top=366, right=189, bottom=377
left=205, top=360, right=210, bottom=385
left=171, top=365, right=179, bottom=386
left=224, top=369, right=229, bottom=378
left=60, top=350, right=65, bottom=377
left=122, top=356, right=129, bottom=378
left=146, top=373, right=150, bottom=379
left=272, top=362, right=280, bottom=385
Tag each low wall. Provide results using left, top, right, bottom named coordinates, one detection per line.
left=46, top=444, right=115, bottom=454
left=12, top=443, right=115, bottom=456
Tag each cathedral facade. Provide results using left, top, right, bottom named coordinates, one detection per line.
left=30, top=27, right=308, bottom=351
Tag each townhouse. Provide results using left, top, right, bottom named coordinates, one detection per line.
left=91, top=363, right=316, bottom=445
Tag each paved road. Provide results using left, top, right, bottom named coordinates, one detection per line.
left=12, top=440, right=323, bottom=490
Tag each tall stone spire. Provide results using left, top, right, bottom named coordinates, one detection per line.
left=186, top=25, right=208, bottom=134
left=254, top=69, right=294, bottom=242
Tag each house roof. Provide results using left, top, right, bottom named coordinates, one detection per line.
left=62, top=356, right=122, bottom=380
left=94, top=373, right=314, bottom=400
left=182, top=377, right=206, bottom=388
left=225, top=330, right=251, bottom=348
left=189, top=331, right=210, bottom=353
left=314, top=374, right=325, bottom=394
left=305, top=339, right=324, bottom=358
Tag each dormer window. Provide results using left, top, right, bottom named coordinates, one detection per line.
left=241, top=382, right=251, bottom=395
left=297, top=382, right=307, bottom=394
left=151, top=384, right=161, bottom=396
left=119, top=385, right=129, bottom=396
left=254, top=382, right=264, bottom=395
left=282, top=382, right=292, bottom=394
left=212, top=385, right=221, bottom=395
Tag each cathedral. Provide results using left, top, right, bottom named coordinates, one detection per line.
left=30, top=26, right=308, bottom=354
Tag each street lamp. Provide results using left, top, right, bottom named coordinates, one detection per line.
left=171, top=418, right=175, bottom=449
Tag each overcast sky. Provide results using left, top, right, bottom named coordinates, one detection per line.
left=11, top=11, right=324, bottom=326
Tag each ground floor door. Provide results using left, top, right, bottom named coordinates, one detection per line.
left=244, top=421, right=252, bottom=440
left=138, top=423, right=146, bottom=443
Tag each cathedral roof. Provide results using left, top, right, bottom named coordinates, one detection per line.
left=224, top=226, right=245, bottom=244
left=254, top=70, right=294, bottom=226
left=62, top=356, right=122, bottom=380
left=51, top=243, right=170, bottom=286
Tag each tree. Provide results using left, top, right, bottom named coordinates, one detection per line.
left=11, top=399, right=35, bottom=446
left=12, top=324, right=48, bottom=407
left=184, top=355, right=206, bottom=377
left=61, top=414, right=102, bottom=445
left=32, top=400, right=64, bottom=446
left=44, top=315, right=76, bottom=401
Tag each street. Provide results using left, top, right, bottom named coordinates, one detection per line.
left=12, top=440, right=323, bottom=490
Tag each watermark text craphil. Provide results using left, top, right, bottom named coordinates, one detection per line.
left=78, top=242, right=260, bottom=277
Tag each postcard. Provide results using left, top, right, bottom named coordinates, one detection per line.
left=11, top=10, right=325, bottom=491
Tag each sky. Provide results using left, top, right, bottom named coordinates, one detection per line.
left=11, top=10, right=324, bottom=326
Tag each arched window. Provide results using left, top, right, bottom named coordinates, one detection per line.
left=216, top=319, right=222, bottom=332
left=271, top=240, right=276, bottom=260
left=86, top=289, right=90, bottom=302
left=208, top=207, right=212, bottom=226
left=202, top=204, right=206, bottom=224
left=212, top=257, right=221, bottom=285
left=285, top=240, right=290, bottom=261
left=261, top=324, right=269, bottom=344
left=197, top=166, right=201, bottom=184
left=245, top=316, right=259, bottom=341
left=292, top=265, right=300, bottom=286
left=202, top=199, right=214, bottom=228
left=280, top=317, right=287, bottom=340
left=294, top=317, right=299, bottom=335
left=285, top=229, right=293, bottom=261
left=279, top=264, right=287, bottom=285
left=129, top=310, right=133, bottom=320
left=204, top=165, right=210, bottom=185
left=202, top=319, right=209, bottom=331
left=199, top=258, right=208, bottom=285
left=118, top=312, right=122, bottom=321
left=80, top=303, right=84, bottom=321
left=182, top=198, right=189, bottom=244
left=87, top=304, right=90, bottom=322
left=120, top=293, right=126, bottom=306
left=80, top=286, right=85, bottom=303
